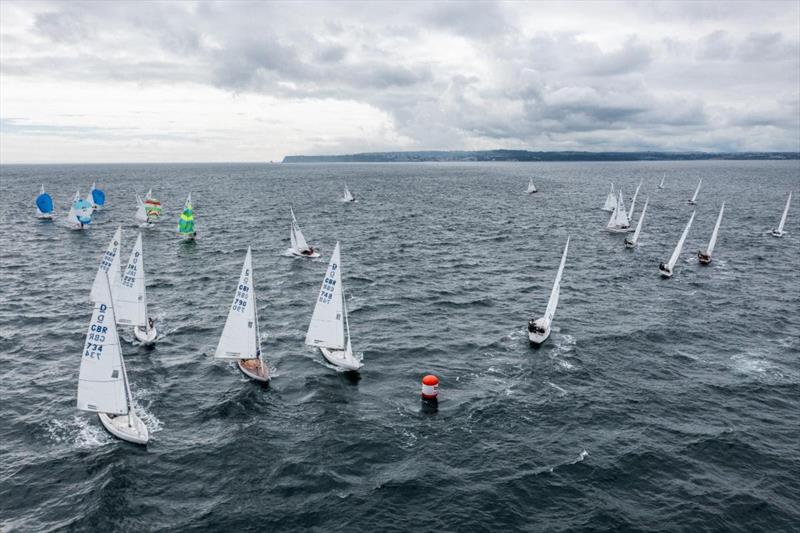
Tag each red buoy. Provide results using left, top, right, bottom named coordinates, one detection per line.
left=421, top=374, right=439, bottom=400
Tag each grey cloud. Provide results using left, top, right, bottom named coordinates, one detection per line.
left=34, top=10, right=90, bottom=42
left=697, top=30, right=733, bottom=60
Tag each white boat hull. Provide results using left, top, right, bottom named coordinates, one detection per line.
left=237, top=359, right=269, bottom=382
left=287, top=248, right=320, bottom=258
left=36, top=213, right=54, bottom=220
left=98, top=412, right=149, bottom=445
left=606, top=226, right=631, bottom=233
left=528, top=329, right=551, bottom=346
left=771, top=229, right=784, bottom=238
left=659, top=267, right=673, bottom=278
left=134, top=325, right=157, bottom=344
left=624, top=239, right=636, bottom=248
left=320, top=347, right=362, bottom=371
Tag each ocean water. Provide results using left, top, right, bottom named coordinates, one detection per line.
left=1, top=161, right=798, bottom=532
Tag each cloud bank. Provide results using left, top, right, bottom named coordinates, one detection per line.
left=1, top=0, right=798, bottom=163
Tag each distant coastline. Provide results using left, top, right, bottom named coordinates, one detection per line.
left=283, top=150, right=800, bottom=163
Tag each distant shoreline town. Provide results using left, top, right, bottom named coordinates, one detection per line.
left=283, top=150, right=800, bottom=163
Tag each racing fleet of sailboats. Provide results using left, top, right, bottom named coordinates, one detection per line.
left=28, top=176, right=792, bottom=445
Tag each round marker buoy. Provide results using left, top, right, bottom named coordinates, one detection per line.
left=421, top=375, right=439, bottom=400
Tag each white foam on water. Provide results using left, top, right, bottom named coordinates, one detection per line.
left=46, top=416, right=112, bottom=449
left=546, top=381, right=567, bottom=396
left=131, top=388, right=163, bottom=433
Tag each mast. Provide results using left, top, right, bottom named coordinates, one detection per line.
left=105, top=272, right=134, bottom=424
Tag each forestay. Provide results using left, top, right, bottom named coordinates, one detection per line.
left=77, top=299, right=128, bottom=415
left=114, top=233, right=148, bottom=328
left=215, top=247, right=260, bottom=360
left=305, top=242, right=346, bottom=350
left=90, top=227, right=122, bottom=303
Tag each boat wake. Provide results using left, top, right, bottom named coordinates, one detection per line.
left=131, top=388, right=164, bottom=434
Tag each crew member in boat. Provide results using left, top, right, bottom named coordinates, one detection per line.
left=528, top=318, right=546, bottom=335
left=698, top=251, right=710, bottom=262
left=658, top=261, right=669, bottom=272
left=300, top=246, right=315, bottom=256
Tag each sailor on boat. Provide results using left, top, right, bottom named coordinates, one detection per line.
left=658, top=261, right=671, bottom=276
left=698, top=251, right=712, bottom=264
left=300, top=246, right=316, bottom=256
left=528, top=318, right=546, bottom=336
left=135, top=317, right=157, bottom=342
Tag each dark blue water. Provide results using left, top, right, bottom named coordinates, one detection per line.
left=1, top=161, right=798, bottom=532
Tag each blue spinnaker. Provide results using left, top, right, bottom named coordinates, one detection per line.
left=91, top=188, right=106, bottom=206
left=74, top=199, right=93, bottom=224
left=36, top=193, right=54, bottom=214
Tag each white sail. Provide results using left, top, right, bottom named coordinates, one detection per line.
left=67, top=190, right=80, bottom=224
left=90, top=227, right=122, bottom=303
left=542, top=236, right=569, bottom=330
left=290, top=208, right=310, bottom=251
left=305, top=241, right=346, bottom=350
left=527, top=179, right=537, bottom=193
left=77, top=297, right=129, bottom=415
left=114, top=233, right=148, bottom=328
left=690, top=179, right=702, bottom=202
left=607, top=190, right=629, bottom=228
left=668, top=211, right=696, bottom=270
left=658, top=175, right=665, bottom=189
left=705, top=203, right=725, bottom=256
left=215, top=247, right=260, bottom=360
left=776, top=192, right=792, bottom=233
left=628, top=181, right=641, bottom=220
left=602, top=184, right=616, bottom=210
left=145, top=188, right=153, bottom=200
left=343, top=184, right=354, bottom=202
left=629, top=197, right=649, bottom=246
left=135, top=195, right=148, bottom=223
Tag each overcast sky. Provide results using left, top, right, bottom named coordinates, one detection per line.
left=1, top=1, right=798, bottom=163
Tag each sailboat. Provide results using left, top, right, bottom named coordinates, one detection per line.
left=90, top=227, right=122, bottom=303
left=528, top=236, right=570, bottom=346
left=627, top=181, right=642, bottom=221
left=215, top=247, right=269, bottom=382
left=606, top=190, right=631, bottom=232
left=659, top=211, right=695, bottom=278
left=526, top=178, right=538, bottom=194
left=115, top=233, right=158, bottom=344
left=305, top=241, right=361, bottom=371
left=68, top=190, right=93, bottom=230
left=771, top=192, right=792, bottom=238
left=35, top=185, right=55, bottom=220
left=287, top=207, right=319, bottom=258
left=658, top=175, right=665, bottom=190
left=89, top=181, right=106, bottom=210
left=177, top=194, right=196, bottom=240
left=624, top=197, right=649, bottom=248
left=602, top=184, right=616, bottom=211
left=687, top=179, right=702, bottom=205
left=144, top=189, right=162, bottom=224
left=699, top=203, right=725, bottom=264
left=342, top=183, right=356, bottom=203
left=135, top=194, right=149, bottom=227
left=77, top=273, right=149, bottom=445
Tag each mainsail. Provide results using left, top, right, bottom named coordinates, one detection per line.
left=114, top=233, right=148, bottom=328
left=776, top=192, right=792, bottom=234
left=178, top=194, right=195, bottom=235
left=628, top=181, right=641, bottom=220
left=135, top=195, right=148, bottom=224
left=668, top=211, right=696, bottom=270
left=305, top=242, right=346, bottom=350
left=705, top=203, right=725, bottom=256
left=542, top=236, right=570, bottom=330
left=90, top=227, right=122, bottom=303
left=628, top=197, right=649, bottom=246
left=215, top=247, right=260, bottom=360
left=77, top=296, right=129, bottom=415
left=343, top=184, right=354, bottom=202
left=290, top=208, right=310, bottom=251
left=602, top=184, right=616, bottom=211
